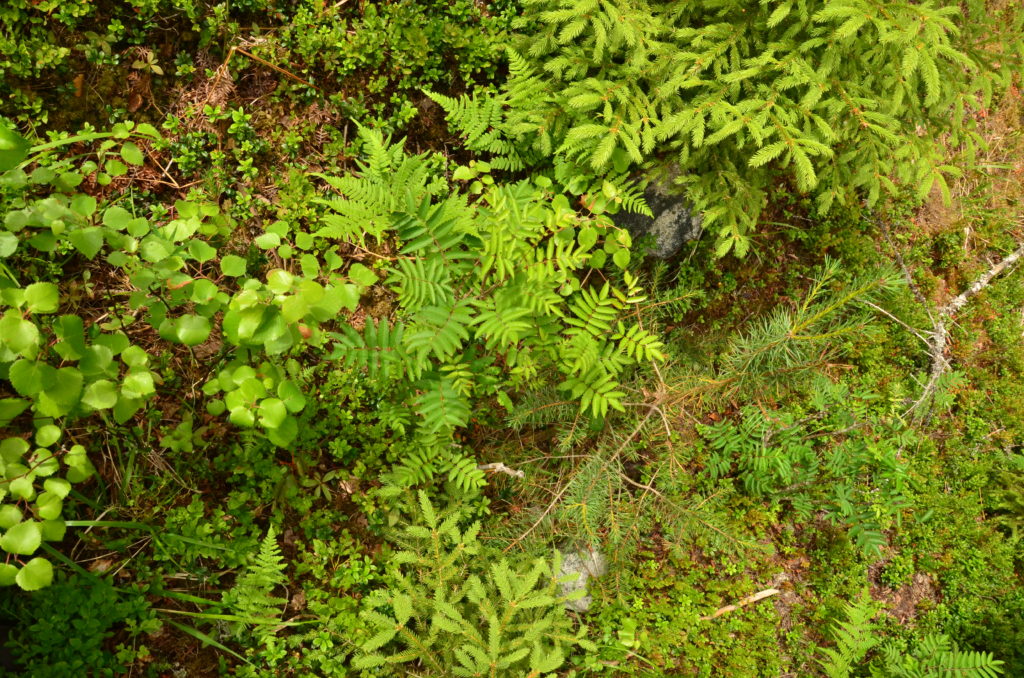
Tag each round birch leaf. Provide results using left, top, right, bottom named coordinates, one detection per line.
left=221, top=255, right=247, bottom=276
left=258, top=398, right=287, bottom=429
left=34, top=492, right=62, bottom=520
left=0, top=314, right=39, bottom=355
left=40, top=519, right=66, bottom=542
left=0, top=563, right=17, bottom=586
left=82, top=380, right=118, bottom=410
left=0, top=124, right=30, bottom=172
left=229, top=407, right=255, bottom=428
left=43, top=477, right=71, bottom=499
left=1, top=520, right=41, bottom=555
left=277, top=380, right=306, bottom=413
left=34, top=425, right=60, bottom=447
left=174, top=315, right=212, bottom=346
left=0, top=232, right=17, bottom=258
left=121, top=371, right=155, bottom=399
left=69, top=227, right=105, bottom=259
left=9, top=477, right=35, bottom=501
left=120, top=142, right=145, bottom=166
left=15, top=557, right=53, bottom=591
left=24, top=283, right=59, bottom=314
left=9, top=360, right=57, bottom=395
left=0, top=506, right=22, bottom=530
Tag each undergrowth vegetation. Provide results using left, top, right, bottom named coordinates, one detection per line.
left=1, top=0, right=1023, bottom=676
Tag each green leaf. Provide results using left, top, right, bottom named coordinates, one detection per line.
left=69, top=227, right=105, bottom=259
left=0, top=123, right=30, bottom=172
left=64, top=445, right=94, bottom=482
left=34, top=425, right=60, bottom=447
left=35, top=492, right=62, bottom=520
left=452, top=165, right=476, bottom=181
left=266, top=269, right=294, bottom=294
left=0, top=313, right=40, bottom=355
left=9, top=477, right=35, bottom=501
left=280, top=295, right=310, bottom=323
left=348, top=263, right=378, bottom=288
left=53, top=314, right=86, bottom=359
left=70, top=193, right=97, bottom=217
left=320, top=283, right=360, bottom=313
left=8, top=360, right=57, bottom=396
left=0, top=564, right=17, bottom=586
left=188, top=239, right=217, bottom=262
left=174, top=315, right=212, bottom=346
left=43, top=478, right=70, bottom=499
left=15, top=557, right=53, bottom=591
left=255, top=233, right=280, bottom=249
left=36, top=368, right=84, bottom=418
left=105, top=159, right=127, bottom=176
left=31, top=448, right=59, bottom=477
left=121, top=345, right=150, bottom=367
left=612, top=248, right=630, bottom=269
left=221, top=255, right=247, bottom=277
left=266, top=415, right=298, bottom=446
left=120, top=141, right=145, bottom=166
left=191, top=279, right=219, bottom=304
left=139, top=235, right=174, bottom=262
left=40, top=519, right=66, bottom=542
left=102, top=206, right=133, bottom=230
left=82, top=379, right=118, bottom=410
left=1, top=520, right=42, bottom=555
left=229, top=407, right=255, bottom=428
left=0, top=232, right=17, bottom=258
left=122, top=371, right=155, bottom=399
left=0, top=506, right=22, bottom=530
left=277, top=380, right=306, bottom=413
left=0, top=399, right=29, bottom=427
left=24, top=282, right=59, bottom=314
left=577, top=226, right=598, bottom=251
left=258, top=398, right=287, bottom=429
left=0, top=437, right=29, bottom=462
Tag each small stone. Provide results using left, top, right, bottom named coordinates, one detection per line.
left=558, top=546, right=607, bottom=613
left=611, top=181, right=703, bottom=259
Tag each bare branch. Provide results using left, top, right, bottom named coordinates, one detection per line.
left=909, top=241, right=1024, bottom=418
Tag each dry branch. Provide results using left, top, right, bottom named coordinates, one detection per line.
left=701, top=587, right=781, bottom=621
left=476, top=462, right=525, bottom=479
left=910, top=240, right=1024, bottom=416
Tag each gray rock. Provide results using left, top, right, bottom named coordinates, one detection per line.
left=558, top=546, right=606, bottom=613
left=611, top=181, right=703, bottom=259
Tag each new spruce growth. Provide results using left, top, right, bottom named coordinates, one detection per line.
left=431, top=0, right=1023, bottom=256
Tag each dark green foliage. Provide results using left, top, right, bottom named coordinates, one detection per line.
left=1, top=575, right=157, bottom=677
left=1, top=0, right=1023, bottom=675
left=432, top=0, right=1023, bottom=255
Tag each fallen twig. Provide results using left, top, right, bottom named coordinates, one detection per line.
left=909, top=240, right=1024, bottom=417
left=701, top=587, right=781, bottom=621
left=477, top=462, right=525, bottom=479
